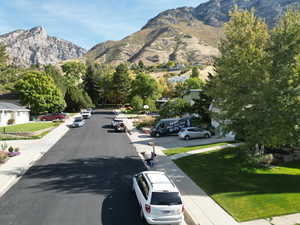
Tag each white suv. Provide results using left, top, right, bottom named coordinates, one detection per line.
left=132, top=171, right=184, bottom=224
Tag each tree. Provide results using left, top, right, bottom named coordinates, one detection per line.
left=83, top=63, right=102, bottom=105
left=0, top=44, right=8, bottom=68
left=144, top=98, right=157, bottom=112
left=159, top=98, right=191, bottom=118
left=44, top=65, right=67, bottom=95
left=131, top=72, right=161, bottom=100
left=207, top=8, right=270, bottom=146
left=64, top=87, right=94, bottom=112
left=174, top=77, right=204, bottom=97
left=131, top=96, right=144, bottom=112
left=15, top=71, right=66, bottom=113
left=112, top=64, right=132, bottom=104
left=191, top=67, right=200, bottom=78
left=61, top=61, right=86, bottom=87
left=265, top=8, right=300, bottom=147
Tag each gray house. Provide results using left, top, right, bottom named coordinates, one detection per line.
left=0, top=102, right=30, bottom=126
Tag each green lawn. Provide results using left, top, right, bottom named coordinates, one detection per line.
left=164, top=142, right=232, bottom=156
left=0, top=122, right=59, bottom=133
left=175, top=147, right=300, bottom=221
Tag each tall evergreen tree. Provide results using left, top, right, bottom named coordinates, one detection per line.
left=83, top=63, right=102, bottom=105
left=112, top=64, right=132, bottom=104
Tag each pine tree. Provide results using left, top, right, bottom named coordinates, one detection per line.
left=112, top=64, right=132, bottom=104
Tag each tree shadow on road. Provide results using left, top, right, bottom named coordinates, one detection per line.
left=25, top=156, right=145, bottom=195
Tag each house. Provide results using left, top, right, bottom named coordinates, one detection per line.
left=0, top=102, right=30, bottom=126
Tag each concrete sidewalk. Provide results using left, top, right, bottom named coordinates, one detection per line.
left=0, top=116, right=76, bottom=197
left=122, top=117, right=240, bottom=225
left=169, top=143, right=241, bottom=160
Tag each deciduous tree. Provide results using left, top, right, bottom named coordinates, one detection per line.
left=15, top=71, right=66, bottom=113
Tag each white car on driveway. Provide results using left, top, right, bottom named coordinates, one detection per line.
left=81, top=111, right=92, bottom=119
left=132, top=171, right=184, bottom=224
left=72, top=117, right=85, bottom=128
left=178, top=127, right=211, bottom=140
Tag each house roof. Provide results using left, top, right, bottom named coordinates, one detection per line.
left=0, top=102, right=30, bottom=111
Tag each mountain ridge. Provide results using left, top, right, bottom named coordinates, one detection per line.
left=0, top=26, right=86, bottom=67
left=87, top=0, right=299, bottom=66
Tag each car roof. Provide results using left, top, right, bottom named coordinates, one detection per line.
left=143, top=171, right=178, bottom=192
left=160, top=118, right=178, bottom=122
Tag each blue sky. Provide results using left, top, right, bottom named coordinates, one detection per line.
left=0, top=0, right=207, bottom=49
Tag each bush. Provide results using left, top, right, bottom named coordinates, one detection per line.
left=8, top=146, right=14, bottom=152
left=144, top=98, right=157, bottom=112
left=7, top=118, right=15, bottom=125
left=130, top=96, right=144, bottom=112
left=134, top=116, right=156, bottom=129
left=0, top=151, right=8, bottom=162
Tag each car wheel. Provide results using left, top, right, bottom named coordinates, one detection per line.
left=184, top=135, right=190, bottom=141
left=42, top=119, right=46, bottom=121
left=204, top=133, right=210, bottom=138
left=155, top=132, right=160, bottom=137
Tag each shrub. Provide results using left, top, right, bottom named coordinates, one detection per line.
left=7, top=118, right=15, bottom=125
left=130, top=96, right=144, bottom=112
left=8, top=146, right=14, bottom=152
left=0, top=142, right=8, bottom=151
left=144, top=99, right=157, bottom=112
left=134, top=116, right=156, bottom=129
left=0, top=151, right=8, bottom=162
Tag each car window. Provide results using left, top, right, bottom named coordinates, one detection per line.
left=137, top=175, right=149, bottom=199
left=187, top=128, right=194, bottom=132
left=150, top=192, right=182, bottom=205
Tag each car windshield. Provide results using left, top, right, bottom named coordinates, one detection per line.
left=150, top=192, right=182, bottom=205
left=74, top=118, right=82, bottom=122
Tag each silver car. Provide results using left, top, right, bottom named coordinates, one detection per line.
left=72, top=117, right=85, bottom=128
left=178, top=127, right=211, bottom=140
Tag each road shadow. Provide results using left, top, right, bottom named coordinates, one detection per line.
left=26, top=156, right=146, bottom=195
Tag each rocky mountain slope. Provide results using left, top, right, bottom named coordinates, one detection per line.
left=87, top=0, right=299, bottom=66
left=0, top=26, right=86, bottom=67
left=194, top=0, right=299, bottom=28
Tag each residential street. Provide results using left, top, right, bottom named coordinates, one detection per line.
left=0, top=110, right=147, bottom=225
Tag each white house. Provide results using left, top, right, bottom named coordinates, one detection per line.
left=0, top=102, right=30, bottom=126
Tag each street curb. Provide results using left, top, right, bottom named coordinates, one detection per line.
left=0, top=114, right=78, bottom=198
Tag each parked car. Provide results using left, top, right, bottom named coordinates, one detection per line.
left=178, top=127, right=211, bottom=140
left=81, top=111, right=92, bottom=119
left=39, top=113, right=66, bottom=121
left=114, top=122, right=126, bottom=132
left=111, top=118, right=123, bottom=128
left=72, top=117, right=85, bottom=128
left=132, top=171, right=184, bottom=224
left=150, top=117, right=191, bottom=137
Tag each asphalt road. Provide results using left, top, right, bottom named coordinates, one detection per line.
left=0, top=110, right=147, bottom=225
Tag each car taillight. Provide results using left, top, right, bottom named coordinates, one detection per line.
left=145, top=204, right=151, bottom=213
left=182, top=204, right=185, bottom=212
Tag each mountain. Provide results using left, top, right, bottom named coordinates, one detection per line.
left=86, top=7, right=223, bottom=66
left=193, top=0, right=300, bottom=28
left=0, top=26, right=86, bottom=67
left=87, top=0, right=299, bottom=66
